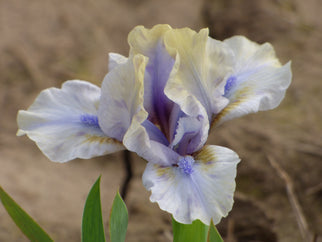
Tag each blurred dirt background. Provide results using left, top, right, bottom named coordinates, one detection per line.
left=0, top=0, right=321, bottom=241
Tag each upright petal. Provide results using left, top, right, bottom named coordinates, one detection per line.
left=213, top=36, right=292, bottom=126
left=108, top=52, right=128, bottom=71
left=142, top=145, right=240, bottom=225
left=17, top=80, right=124, bottom=163
left=99, top=54, right=148, bottom=141
left=100, top=53, right=177, bottom=167
left=128, top=25, right=175, bottom=139
left=164, top=28, right=232, bottom=121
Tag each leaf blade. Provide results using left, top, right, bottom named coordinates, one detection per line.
left=172, top=218, right=209, bottom=242
left=207, top=220, right=223, bottom=242
left=82, top=176, right=106, bottom=242
left=0, top=186, right=53, bottom=242
left=109, top=191, right=128, bottom=242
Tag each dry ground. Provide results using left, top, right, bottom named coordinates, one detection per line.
left=0, top=0, right=321, bottom=241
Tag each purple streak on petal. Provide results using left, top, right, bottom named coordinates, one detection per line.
left=80, top=114, right=100, bottom=129
left=142, top=120, right=169, bottom=146
left=145, top=40, right=175, bottom=139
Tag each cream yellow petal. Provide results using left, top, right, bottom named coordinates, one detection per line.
left=99, top=54, right=149, bottom=141
left=128, top=24, right=175, bottom=138
left=164, top=28, right=232, bottom=120
left=128, top=24, right=172, bottom=55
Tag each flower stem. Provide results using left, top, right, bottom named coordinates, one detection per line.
left=120, top=150, right=133, bottom=200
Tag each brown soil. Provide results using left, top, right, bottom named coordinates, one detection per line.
left=1, top=0, right=321, bottom=241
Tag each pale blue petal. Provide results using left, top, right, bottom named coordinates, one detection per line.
left=142, top=145, right=240, bottom=225
left=170, top=115, right=207, bottom=155
left=124, top=123, right=179, bottom=166
left=98, top=54, right=148, bottom=141
left=17, top=80, right=124, bottom=162
left=213, top=36, right=292, bottom=125
left=142, top=120, right=169, bottom=146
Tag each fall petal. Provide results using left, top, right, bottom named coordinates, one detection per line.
left=213, top=36, right=292, bottom=125
left=17, top=80, right=123, bottom=162
left=142, top=145, right=240, bottom=225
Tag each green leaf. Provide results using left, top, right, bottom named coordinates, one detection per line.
left=0, top=186, right=53, bottom=242
left=207, top=220, right=223, bottom=242
left=172, top=218, right=209, bottom=242
left=109, top=191, right=128, bottom=242
left=82, top=176, right=106, bottom=242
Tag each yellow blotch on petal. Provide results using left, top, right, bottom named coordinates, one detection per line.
left=194, top=145, right=217, bottom=164
left=154, top=164, right=173, bottom=178
left=83, top=134, right=121, bottom=145
left=194, top=145, right=218, bottom=173
left=211, top=85, right=253, bottom=127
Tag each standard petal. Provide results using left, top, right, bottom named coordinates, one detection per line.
left=108, top=52, right=128, bottom=71
left=128, top=24, right=175, bottom=139
left=164, top=28, right=232, bottom=121
left=213, top=36, right=292, bottom=125
left=142, top=145, right=240, bottom=225
left=98, top=54, right=148, bottom=141
left=17, top=80, right=124, bottom=162
left=101, top=52, right=178, bottom=167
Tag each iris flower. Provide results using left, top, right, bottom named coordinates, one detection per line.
left=17, top=25, right=291, bottom=225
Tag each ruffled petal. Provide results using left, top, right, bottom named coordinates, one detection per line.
left=102, top=52, right=178, bottom=167
left=128, top=24, right=175, bottom=139
left=98, top=54, right=148, bottom=141
left=164, top=28, right=232, bottom=121
left=17, top=80, right=124, bottom=163
left=213, top=36, right=292, bottom=125
left=142, top=145, right=240, bottom=225
left=123, top=118, right=179, bottom=166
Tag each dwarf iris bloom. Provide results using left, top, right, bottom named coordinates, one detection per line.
left=17, top=24, right=292, bottom=225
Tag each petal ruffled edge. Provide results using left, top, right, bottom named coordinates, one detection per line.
left=128, top=24, right=176, bottom=140
left=142, top=145, right=240, bottom=225
left=164, top=28, right=232, bottom=121
left=99, top=54, right=149, bottom=141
